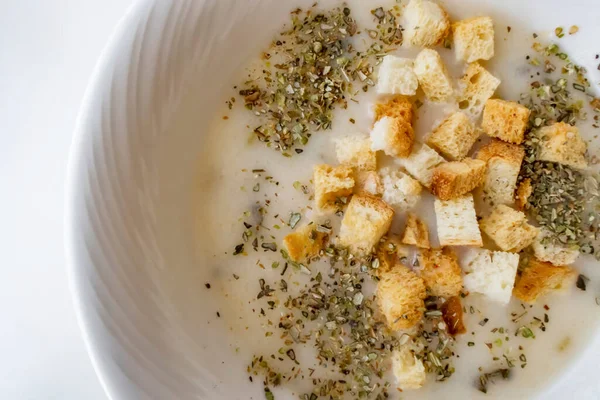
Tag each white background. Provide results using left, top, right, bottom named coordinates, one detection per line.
left=0, top=1, right=131, bottom=398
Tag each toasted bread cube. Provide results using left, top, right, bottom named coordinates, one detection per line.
left=532, top=228, right=579, bottom=266
left=414, top=49, right=454, bottom=102
left=313, top=164, right=355, bottom=211
left=431, top=158, right=487, bottom=200
left=434, top=194, right=483, bottom=246
left=403, top=0, right=450, bottom=48
left=377, top=265, right=427, bottom=330
left=513, top=258, right=576, bottom=304
left=376, top=235, right=409, bottom=275
left=396, top=144, right=446, bottom=188
left=482, top=99, right=531, bottom=144
left=459, top=63, right=501, bottom=119
left=537, top=122, right=588, bottom=169
left=391, top=345, right=426, bottom=391
left=463, top=249, right=519, bottom=304
left=427, top=112, right=478, bottom=160
left=379, top=167, right=423, bottom=209
left=377, top=56, right=419, bottom=96
left=402, top=213, right=430, bottom=248
left=515, top=178, right=532, bottom=211
left=453, top=17, right=495, bottom=63
left=354, top=170, right=383, bottom=196
left=282, top=223, right=329, bottom=262
left=370, top=116, right=415, bottom=158
left=480, top=205, right=539, bottom=252
left=476, top=140, right=525, bottom=206
left=334, top=135, right=377, bottom=171
left=418, top=247, right=463, bottom=297
left=441, top=296, right=467, bottom=335
left=373, top=96, right=414, bottom=123
left=339, top=194, right=395, bottom=254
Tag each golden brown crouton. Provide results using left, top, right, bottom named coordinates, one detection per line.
left=414, top=49, right=454, bottom=102
left=375, top=235, right=409, bottom=275
left=370, top=116, right=414, bottom=158
left=418, top=247, right=463, bottom=298
left=431, top=158, right=487, bottom=200
left=282, top=223, right=329, bottom=263
left=515, top=178, right=532, bottom=211
left=476, top=140, right=525, bottom=206
left=482, top=99, right=531, bottom=144
left=427, top=112, right=477, bottom=160
left=537, top=122, right=588, bottom=169
left=334, top=135, right=377, bottom=171
left=402, top=213, right=431, bottom=249
left=354, top=170, right=383, bottom=196
left=453, top=17, right=495, bottom=63
left=339, top=194, right=395, bottom=255
left=513, top=258, right=576, bottom=303
left=441, top=296, right=467, bottom=336
left=373, top=96, right=414, bottom=124
left=313, top=164, right=355, bottom=211
left=377, top=265, right=427, bottom=330
left=479, top=205, right=539, bottom=252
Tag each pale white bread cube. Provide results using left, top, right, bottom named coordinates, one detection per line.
left=354, top=170, right=383, bottom=196
left=537, top=122, right=588, bottom=170
left=476, top=140, right=524, bottom=206
left=391, top=345, right=426, bottom=391
left=532, top=228, right=579, bottom=266
left=453, top=17, right=495, bottom=63
left=463, top=249, right=519, bottom=304
left=334, top=135, right=377, bottom=171
left=427, top=112, right=478, bottom=160
left=379, top=167, right=423, bottom=210
left=370, top=116, right=414, bottom=158
left=339, top=194, right=394, bottom=254
left=403, top=0, right=450, bottom=48
left=414, top=49, right=454, bottom=102
left=434, top=194, right=483, bottom=246
left=458, top=63, right=500, bottom=119
left=396, top=143, right=446, bottom=188
left=377, top=55, right=419, bottom=96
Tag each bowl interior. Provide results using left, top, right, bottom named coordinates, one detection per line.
left=67, top=0, right=600, bottom=399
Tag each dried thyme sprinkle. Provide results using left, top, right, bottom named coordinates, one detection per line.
left=289, top=212, right=301, bottom=229
left=477, top=369, right=510, bottom=394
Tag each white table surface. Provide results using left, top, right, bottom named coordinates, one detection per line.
left=0, top=1, right=132, bottom=398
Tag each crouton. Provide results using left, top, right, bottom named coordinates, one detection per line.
left=339, top=194, right=395, bottom=254
left=414, top=49, right=454, bottom=102
left=515, top=178, right=532, bottom=211
left=354, top=170, right=383, bottom=196
left=282, top=223, right=329, bottom=263
left=427, top=112, right=478, bottom=160
left=379, top=168, right=423, bottom=209
left=476, top=140, right=525, bottom=206
left=376, top=235, right=409, bottom=275
left=373, top=96, right=414, bottom=123
left=463, top=249, right=520, bottom=304
left=402, top=213, right=430, bottom=248
left=537, top=122, right=588, bottom=169
left=403, top=0, right=451, bottom=48
left=513, top=258, right=576, bottom=304
left=418, top=247, right=463, bottom=297
left=313, top=164, right=355, bottom=211
left=431, top=158, right=487, bottom=200
left=391, top=345, right=426, bottom=391
left=377, top=265, right=427, bottom=330
left=441, top=296, right=467, bottom=336
left=370, top=117, right=414, bottom=158
left=377, top=56, right=419, bottom=96
left=434, top=194, right=483, bottom=246
left=482, top=99, right=531, bottom=144
left=334, top=135, right=377, bottom=171
left=479, top=205, right=539, bottom=252
left=396, top=143, right=446, bottom=188
left=458, top=62, right=501, bottom=119
left=532, top=228, right=580, bottom=266
left=453, top=17, right=495, bottom=63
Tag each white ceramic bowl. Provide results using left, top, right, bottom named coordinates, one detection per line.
left=66, top=0, right=600, bottom=399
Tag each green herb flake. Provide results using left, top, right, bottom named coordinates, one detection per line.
left=289, top=213, right=302, bottom=229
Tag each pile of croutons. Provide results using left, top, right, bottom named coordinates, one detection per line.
left=282, top=0, right=587, bottom=391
